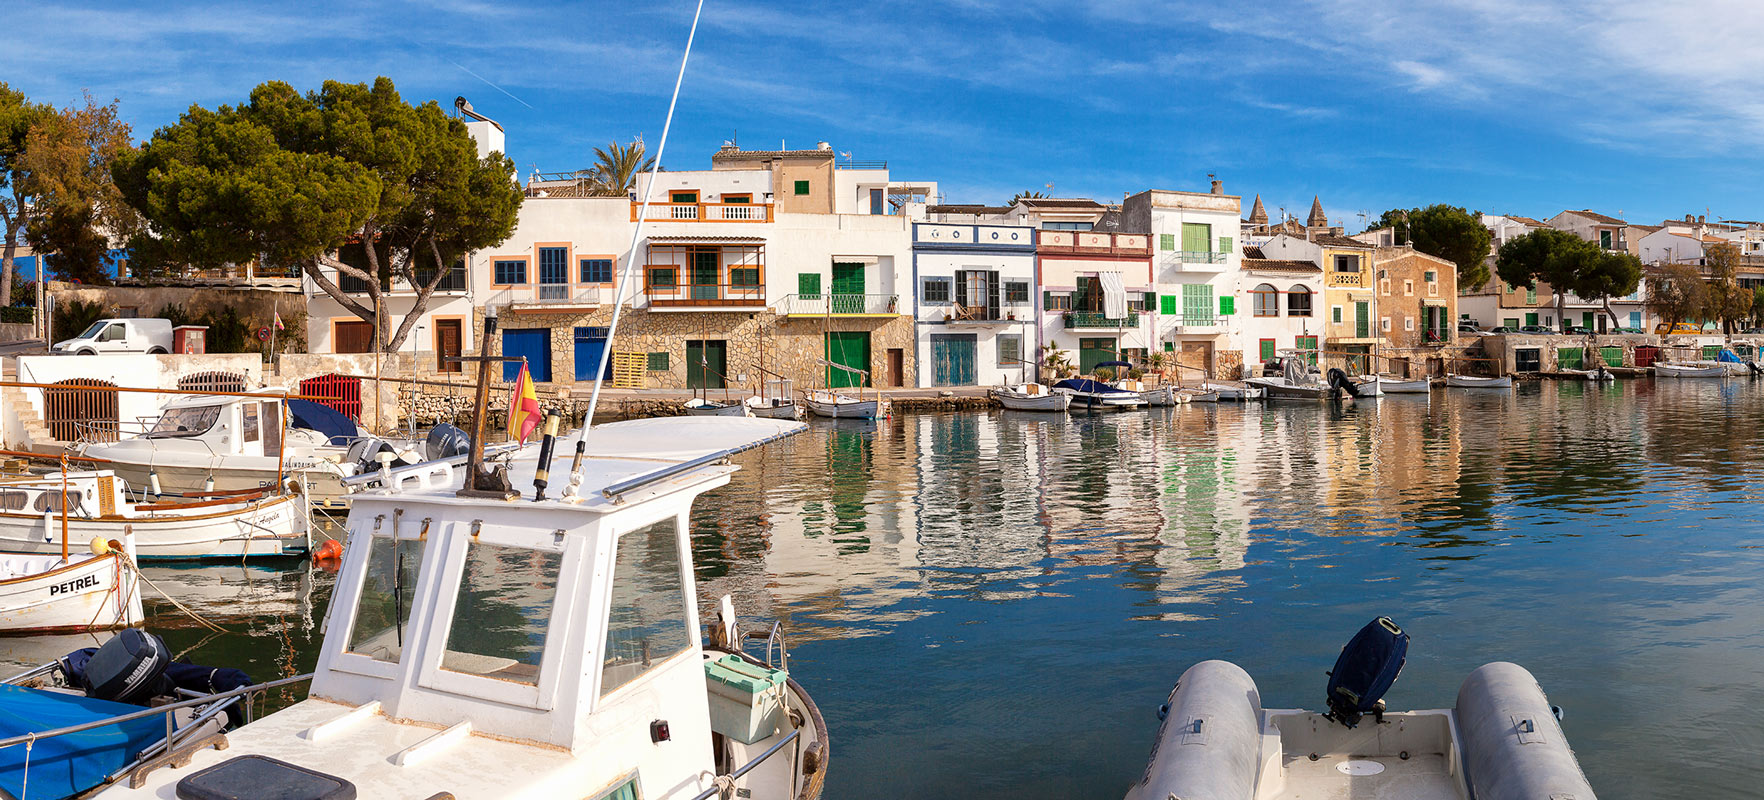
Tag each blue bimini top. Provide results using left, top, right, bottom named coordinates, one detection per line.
left=0, top=683, right=168, bottom=799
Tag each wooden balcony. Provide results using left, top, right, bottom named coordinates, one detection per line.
left=644, top=282, right=766, bottom=309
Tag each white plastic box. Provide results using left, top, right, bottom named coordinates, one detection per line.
left=704, top=654, right=787, bottom=744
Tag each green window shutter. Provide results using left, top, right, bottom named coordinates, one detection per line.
left=1181, top=223, right=1211, bottom=253
left=1160, top=294, right=1178, bottom=315
left=798, top=273, right=821, bottom=296
left=1526, top=287, right=1537, bottom=304
left=1219, top=296, right=1235, bottom=316
left=1159, top=233, right=1175, bottom=251
left=793, top=180, right=810, bottom=195
left=1043, top=290, right=1054, bottom=310
left=1260, top=339, right=1276, bottom=361
left=1332, top=306, right=1343, bottom=324
left=1219, top=236, right=1233, bottom=254
left=1181, top=284, right=1213, bottom=321
left=647, top=352, right=669, bottom=370
left=1505, top=317, right=1520, bottom=328
left=1162, top=342, right=1174, bottom=352
left=1143, top=292, right=1157, bottom=309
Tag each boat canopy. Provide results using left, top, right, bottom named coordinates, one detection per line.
left=287, top=399, right=359, bottom=443
left=1053, top=378, right=1134, bottom=395
left=0, top=683, right=167, bottom=799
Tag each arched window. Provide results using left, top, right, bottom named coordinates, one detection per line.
left=1252, top=283, right=1280, bottom=317
left=1287, top=286, right=1313, bottom=317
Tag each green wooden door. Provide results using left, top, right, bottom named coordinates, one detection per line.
left=1600, top=346, right=1623, bottom=367
left=825, top=331, right=870, bottom=388
left=686, top=340, right=727, bottom=389
left=1181, top=223, right=1211, bottom=253
left=831, top=262, right=865, bottom=314
left=1259, top=339, right=1276, bottom=362
left=1557, top=347, right=1583, bottom=370
left=1525, top=312, right=1539, bottom=327
left=691, top=250, right=720, bottom=300
left=930, top=334, right=977, bottom=386
left=1296, top=335, right=1319, bottom=365
left=1354, top=302, right=1370, bottom=338
left=1079, top=338, right=1116, bottom=374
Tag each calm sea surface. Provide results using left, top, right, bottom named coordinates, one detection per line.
left=15, top=379, right=1764, bottom=799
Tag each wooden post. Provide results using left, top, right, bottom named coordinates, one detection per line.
left=445, top=310, right=522, bottom=500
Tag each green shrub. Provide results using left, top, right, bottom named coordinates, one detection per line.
left=51, top=298, right=107, bottom=341
left=0, top=306, right=31, bottom=324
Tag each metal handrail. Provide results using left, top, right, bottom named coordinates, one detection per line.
left=0, top=672, right=314, bottom=752
left=687, top=727, right=804, bottom=800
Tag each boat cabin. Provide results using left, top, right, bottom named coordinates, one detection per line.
left=134, top=392, right=291, bottom=459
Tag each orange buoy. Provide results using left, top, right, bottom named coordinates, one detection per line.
left=313, top=539, right=343, bottom=562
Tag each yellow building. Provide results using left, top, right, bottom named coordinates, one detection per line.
left=1256, top=198, right=1380, bottom=369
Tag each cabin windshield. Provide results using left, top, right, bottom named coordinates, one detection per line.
left=600, top=518, right=692, bottom=697
left=440, top=541, right=563, bottom=685
left=347, top=528, right=428, bottom=663
left=144, top=405, right=223, bottom=439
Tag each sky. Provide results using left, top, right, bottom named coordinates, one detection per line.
left=6, top=0, right=1764, bottom=232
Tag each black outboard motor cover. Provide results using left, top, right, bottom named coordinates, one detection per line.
left=347, top=438, right=396, bottom=474
left=77, top=628, right=173, bottom=705
left=424, top=422, right=471, bottom=461
left=1326, top=368, right=1362, bottom=397
left=1325, top=616, right=1408, bottom=728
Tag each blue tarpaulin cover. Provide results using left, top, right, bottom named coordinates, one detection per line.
left=1052, top=378, right=1134, bottom=394
left=0, top=683, right=165, bottom=799
left=287, top=399, right=358, bottom=444
left=1718, top=349, right=1743, bottom=363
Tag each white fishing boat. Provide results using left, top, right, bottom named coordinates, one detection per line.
left=75, top=393, right=455, bottom=509
left=0, top=534, right=142, bottom=634
left=805, top=390, right=881, bottom=419
left=1202, top=380, right=1262, bottom=401
left=1446, top=374, right=1514, bottom=388
left=1652, top=362, right=1728, bottom=378
left=1348, top=374, right=1383, bottom=396
left=743, top=395, right=801, bottom=419
left=1380, top=376, right=1433, bottom=393
left=683, top=397, right=750, bottom=417
left=1179, top=389, right=1219, bottom=403
left=91, top=415, right=827, bottom=800
left=1560, top=366, right=1615, bottom=381
left=1052, top=379, right=1141, bottom=410
left=1114, top=380, right=1176, bottom=407
left=0, top=471, right=308, bottom=560
left=993, top=383, right=1072, bottom=412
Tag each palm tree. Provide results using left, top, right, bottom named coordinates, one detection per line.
left=590, top=139, right=655, bottom=195
left=1010, top=190, right=1048, bottom=205
left=1041, top=343, right=1072, bottom=378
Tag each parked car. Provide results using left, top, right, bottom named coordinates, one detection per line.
left=1487, top=326, right=1516, bottom=334
left=1614, top=327, right=1645, bottom=334
left=51, top=318, right=174, bottom=355
left=1565, top=326, right=1593, bottom=335
left=1457, top=323, right=1488, bottom=335
left=1518, top=325, right=1556, bottom=335
left=1655, top=322, right=1703, bottom=335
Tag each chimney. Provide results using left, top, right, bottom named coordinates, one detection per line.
left=816, top=141, right=831, bottom=151
left=1210, top=180, right=1223, bottom=195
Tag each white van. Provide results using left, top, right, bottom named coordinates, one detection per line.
left=51, top=318, right=174, bottom=355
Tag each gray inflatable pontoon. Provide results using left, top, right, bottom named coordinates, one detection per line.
left=1126, top=660, right=1596, bottom=799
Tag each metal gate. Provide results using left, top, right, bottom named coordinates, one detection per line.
left=46, top=379, right=119, bottom=442
left=299, top=374, right=362, bottom=421
left=177, top=371, right=247, bottom=393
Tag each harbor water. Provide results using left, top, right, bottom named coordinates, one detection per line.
left=21, top=378, right=1764, bottom=798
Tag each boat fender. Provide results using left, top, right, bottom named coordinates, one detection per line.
left=312, top=539, right=343, bottom=562
left=1124, top=660, right=1261, bottom=800
left=1455, top=662, right=1597, bottom=800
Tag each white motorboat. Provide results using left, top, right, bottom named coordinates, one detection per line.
left=1202, top=381, right=1262, bottom=401
left=0, top=535, right=142, bottom=633
left=1052, top=378, right=1141, bottom=410
left=0, top=471, right=308, bottom=560
left=1126, top=618, right=1594, bottom=800
left=683, top=397, right=750, bottom=417
left=1380, top=376, right=1433, bottom=393
left=92, top=416, right=827, bottom=800
left=1560, top=366, right=1615, bottom=381
left=805, top=390, right=881, bottom=419
left=993, top=383, right=1072, bottom=412
left=1653, top=362, right=1729, bottom=378
left=1114, top=380, right=1176, bottom=407
left=1246, top=363, right=1356, bottom=401
left=1445, top=374, right=1514, bottom=388
left=743, top=395, right=801, bottom=419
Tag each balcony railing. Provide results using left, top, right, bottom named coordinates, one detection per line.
left=1170, top=315, right=1220, bottom=329
left=645, top=282, right=766, bottom=308
left=1063, top=311, right=1140, bottom=329
left=776, top=293, right=900, bottom=316
left=490, top=284, right=614, bottom=310
left=632, top=202, right=774, bottom=223
left=1176, top=250, right=1226, bottom=264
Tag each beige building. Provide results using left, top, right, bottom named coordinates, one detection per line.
left=1373, top=247, right=1457, bottom=348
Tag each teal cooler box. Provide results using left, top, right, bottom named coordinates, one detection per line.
left=704, top=654, right=788, bottom=744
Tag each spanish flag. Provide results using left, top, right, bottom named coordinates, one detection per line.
left=508, top=361, right=542, bottom=444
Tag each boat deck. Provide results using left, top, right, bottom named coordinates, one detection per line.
left=1275, top=752, right=1461, bottom=800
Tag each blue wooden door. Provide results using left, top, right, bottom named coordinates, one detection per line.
left=574, top=327, right=609, bottom=381
left=502, top=328, right=551, bottom=382
left=931, top=333, right=976, bottom=386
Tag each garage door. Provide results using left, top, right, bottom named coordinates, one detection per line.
left=502, top=328, right=552, bottom=382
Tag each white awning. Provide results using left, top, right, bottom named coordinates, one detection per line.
left=1099, top=272, right=1128, bottom=318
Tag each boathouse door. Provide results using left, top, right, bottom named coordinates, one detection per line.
left=501, top=328, right=551, bottom=382
left=574, top=327, right=610, bottom=381
left=686, top=340, right=727, bottom=390
left=930, top=333, right=976, bottom=386
left=1079, top=337, right=1116, bottom=374
left=826, top=331, right=870, bottom=388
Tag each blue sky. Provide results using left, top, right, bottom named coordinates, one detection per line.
left=7, top=0, right=1764, bottom=231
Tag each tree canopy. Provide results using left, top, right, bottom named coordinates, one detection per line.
left=589, top=139, right=653, bottom=195
left=20, top=92, right=137, bottom=285
left=1495, top=227, right=1642, bottom=330
left=1646, top=263, right=1708, bottom=331
left=116, top=77, right=522, bottom=351
left=0, top=84, right=57, bottom=305
left=1375, top=204, right=1493, bottom=290
left=1703, top=241, right=1752, bottom=334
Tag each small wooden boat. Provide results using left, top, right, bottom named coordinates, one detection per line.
left=1349, top=374, right=1383, bottom=396
left=1203, top=381, right=1262, bottom=401
left=1052, top=379, right=1141, bottom=410
left=742, top=395, right=800, bottom=419
left=992, top=384, right=1072, bottom=412
left=1380, top=376, right=1433, bottom=393
left=0, top=536, right=142, bottom=633
left=683, top=397, right=750, bottom=417
left=1446, top=374, right=1513, bottom=388
left=0, top=472, right=309, bottom=560
left=1127, top=617, right=1594, bottom=800
left=805, top=390, right=881, bottom=419
left=1560, top=366, right=1615, bottom=381
left=1114, top=380, right=1176, bottom=407
left=1653, top=363, right=1728, bottom=378
left=1180, top=389, right=1219, bottom=403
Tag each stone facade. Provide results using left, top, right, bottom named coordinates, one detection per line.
left=1373, top=247, right=1458, bottom=349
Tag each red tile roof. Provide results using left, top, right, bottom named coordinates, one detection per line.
left=1243, top=258, right=1320, bottom=273
left=1564, top=209, right=1626, bottom=225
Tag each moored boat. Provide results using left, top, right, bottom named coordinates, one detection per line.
left=0, top=471, right=308, bottom=560
left=1052, top=378, right=1141, bottom=410
left=1561, top=365, right=1615, bottom=381
left=1380, top=376, right=1433, bottom=393
left=684, top=397, right=750, bottom=417
left=1202, top=380, right=1262, bottom=401
left=1446, top=374, right=1514, bottom=388
left=1125, top=617, right=1595, bottom=800
left=1652, top=363, right=1727, bottom=379
left=805, top=390, right=881, bottom=419
left=743, top=395, right=802, bottom=419
left=1180, top=389, right=1220, bottom=403
left=992, top=383, right=1072, bottom=412
left=0, top=535, right=142, bottom=634
left=1114, top=380, right=1176, bottom=407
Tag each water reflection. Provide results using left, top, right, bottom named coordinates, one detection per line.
left=692, top=381, right=1764, bottom=799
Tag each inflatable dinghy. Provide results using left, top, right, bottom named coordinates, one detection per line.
left=1125, top=617, right=1595, bottom=800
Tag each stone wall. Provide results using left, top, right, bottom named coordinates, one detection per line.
left=1216, top=349, right=1244, bottom=380
left=0, top=323, right=30, bottom=342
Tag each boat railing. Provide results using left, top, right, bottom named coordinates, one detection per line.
left=686, top=727, right=804, bottom=800
left=0, top=671, right=315, bottom=790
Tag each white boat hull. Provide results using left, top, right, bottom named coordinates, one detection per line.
left=1560, top=367, right=1616, bottom=381
left=1350, top=375, right=1383, bottom=396
left=1137, top=386, right=1178, bottom=407
left=1202, top=382, right=1261, bottom=401
left=0, top=549, right=142, bottom=633
left=0, top=493, right=307, bottom=560
left=1653, top=363, right=1728, bottom=378
left=805, top=393, right=880, bottom=419
left=684, top=399, right=750, bottom=417
left=1381, top=378, right=1432, bottom=393
left=993, top=388, right=1072, bottom=412
left=1446, top=374, right=1513, bottom=388
left=743, top=398, right=801, bottom=419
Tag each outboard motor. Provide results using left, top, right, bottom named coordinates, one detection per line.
left=72, top=629, right=173, bottom=705
left=1324, top=616, right=1409, bottom=728
left=347, top=437, right=397, bottom=475
left=1326, top=367, right=1363, bottom=398
left=424, top=422, right=472, bottom=461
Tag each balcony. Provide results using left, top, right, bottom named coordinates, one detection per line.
left=1038, top=230, right=1152, bottom=257
left=1167, top=315, right=1222, bottom=333
left=1063, top=311, right=1140, bottom=329
left=776, top=293, right=901, bottom=317
left=1325, top=270, right=1367, bottom=288
left=632, top=202, right=774, bottom=223
left=1160, top=250, right=1228, bottom=273
left=645, top=282, right=766, bottom=310
left=491, top=284, right=614, bottom=314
